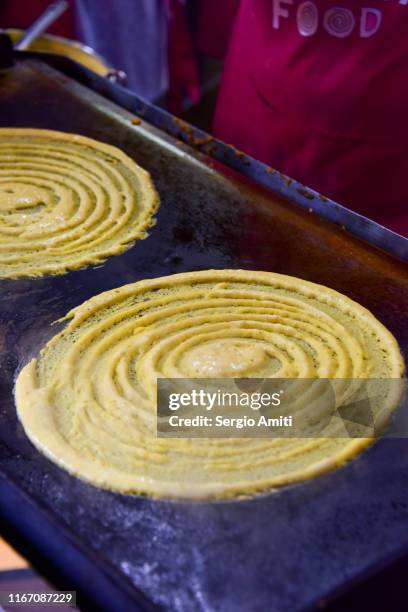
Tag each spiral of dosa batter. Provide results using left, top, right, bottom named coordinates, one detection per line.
left=15, top=270, right=404, bottom=499
left=0, top=129, right=159, bottom=278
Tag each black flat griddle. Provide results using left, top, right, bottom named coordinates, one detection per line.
left=0, top=55, right=408, bottom=612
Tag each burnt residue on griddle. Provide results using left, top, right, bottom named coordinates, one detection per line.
left=172, top=116, right=214, bottom=149
left=296, top=187, right=315, bottom=200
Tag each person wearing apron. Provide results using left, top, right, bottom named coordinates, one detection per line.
left=214, top=0, right=408, bottom=236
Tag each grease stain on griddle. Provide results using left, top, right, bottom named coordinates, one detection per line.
left=173, top=224, right=195, bottom=244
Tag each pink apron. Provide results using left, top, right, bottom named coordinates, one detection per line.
left=214, top=0, right=408, bottom=235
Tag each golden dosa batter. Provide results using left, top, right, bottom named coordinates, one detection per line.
left=15, top=270, right=404, bottom=500
left=0, top=129, right=159, bottom=278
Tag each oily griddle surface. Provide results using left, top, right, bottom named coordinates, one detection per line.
left=0, top=60, right=408, bottom=612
